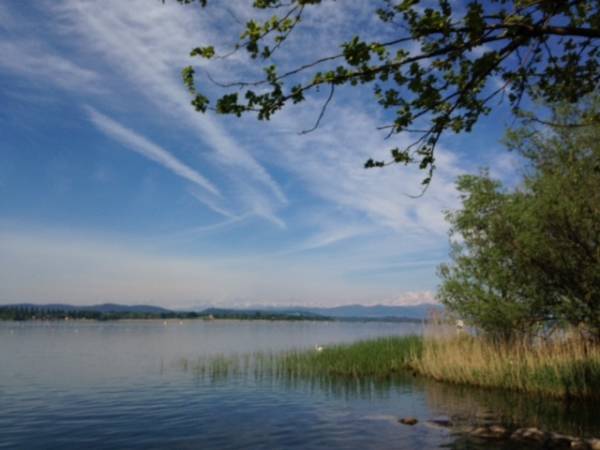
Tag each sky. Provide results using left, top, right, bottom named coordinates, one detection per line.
left=0, top=0, right=521, bottom=309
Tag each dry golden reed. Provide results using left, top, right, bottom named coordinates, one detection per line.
left=412, top=333, right=600, bottom=399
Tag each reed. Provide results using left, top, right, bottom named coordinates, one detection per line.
left=413, top=334, right=600, bottom=399
left=270, top=336, right=422, bottom=377
left=186, top=333, right=600, bottom=399
left=185, top=336, right=422, bottom=380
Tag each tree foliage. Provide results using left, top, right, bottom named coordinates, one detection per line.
left=438, top=98, right=600, bottom=341
left=178, top=0, right=600, bottom=185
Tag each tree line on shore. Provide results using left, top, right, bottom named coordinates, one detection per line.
left=0, top=305, right=332, bottom=322
left=0, top=306, right=202, bottom=321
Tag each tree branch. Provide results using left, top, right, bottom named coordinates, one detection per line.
left=300, top=83, right=335, bottom=135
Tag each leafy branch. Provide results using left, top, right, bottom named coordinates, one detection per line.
left=177, top=0, right=600, bottom=186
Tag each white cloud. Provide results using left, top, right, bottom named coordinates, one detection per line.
left=0, top=1, right=478, bottom=306
left=53, top=0, right=287, bottom=215
left=0, top=40, right=100, bottom=92
left=166, top=214, right=252, bottom=238
left=58, top=0, right=462, bottom=289
left=189, top=190, right=237, bottom=219
left=489, top=150, right=525, bottom=187
left=281, top=218, right=372, bottom=254
left=296, top=226, right=368, bottom=253
left=266, top=104, right=462, bottom=236
left=45, top=0, right=462, bottom=238
left=87, top=107, right=220, bottom=196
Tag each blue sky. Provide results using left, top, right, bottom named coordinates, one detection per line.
left=0, top=0, right=520, bottom=308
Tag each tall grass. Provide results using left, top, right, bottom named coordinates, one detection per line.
left=272, top=336, right=422, bottom=377
left=413, top=334, right=600, bottom=399
left=185, top=336, right=422, bottom=380
left=185, top=333, right=600, bottom=399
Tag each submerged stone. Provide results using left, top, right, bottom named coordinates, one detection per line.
left=399, top=417, right=418, bottom=426
left=470, top=425, right=509, bottom=439
left=511, top=427, right=547, bottom=442
left=489, top=425, right=509, bottom=436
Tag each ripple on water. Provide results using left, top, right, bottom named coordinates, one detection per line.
left=0, top=321, right=598, bottom=449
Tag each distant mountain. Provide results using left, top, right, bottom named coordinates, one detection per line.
left=4, top=303, right=173, bottom=314
left=266, top=303, right=443, bottom=320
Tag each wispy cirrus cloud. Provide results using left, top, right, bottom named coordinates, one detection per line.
left=0, top=0, right=495, bottom=306
left=72, top=0, right=459, bottom=267
left=39, top=0, right=461, bottom=238
left=53, top=0, right=287, bottom=215
left=189, top=190, right=237, bottom=219
left=295, top=225, right=369, bottom=253
left=0, top=40, right=100, bottom=93
left=196, top=1, right=463, bottom=238
left=87, top=106, right=220, bottom=196
left=266, top=103, right=462, bottom=237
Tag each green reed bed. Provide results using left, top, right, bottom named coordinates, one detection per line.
left=186, top=336, right=423, bottom=380
left=185, top=334, right=600, bottom=399
left=270, top=336, right=423, bottom=377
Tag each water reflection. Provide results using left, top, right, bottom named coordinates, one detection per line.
left=423, top=380, right=599, bottom=438
left=177, top=353, right=600, bottom=443
left=1, top=320, right=598, bottom=449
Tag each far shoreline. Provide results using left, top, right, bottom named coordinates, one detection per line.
left=0, top=303, right=430, bottom=323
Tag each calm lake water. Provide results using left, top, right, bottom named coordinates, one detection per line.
left=1, top=320, right=598, bottom=449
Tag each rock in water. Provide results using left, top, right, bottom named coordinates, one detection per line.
left=470, top=425, right=509, bottom=439
left=471, top=427, right=491, bottom=437
left=399, top=417, right=418, bottom=426
left=511, top=427, right=547, bottom=442
left=489, top=425, right=509, bottom=437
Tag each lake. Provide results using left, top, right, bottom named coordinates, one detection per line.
left=1, top=320, right=598, bottom=449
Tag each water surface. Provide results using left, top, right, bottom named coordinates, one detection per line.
left=1, top=320, right=598, bottom=449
